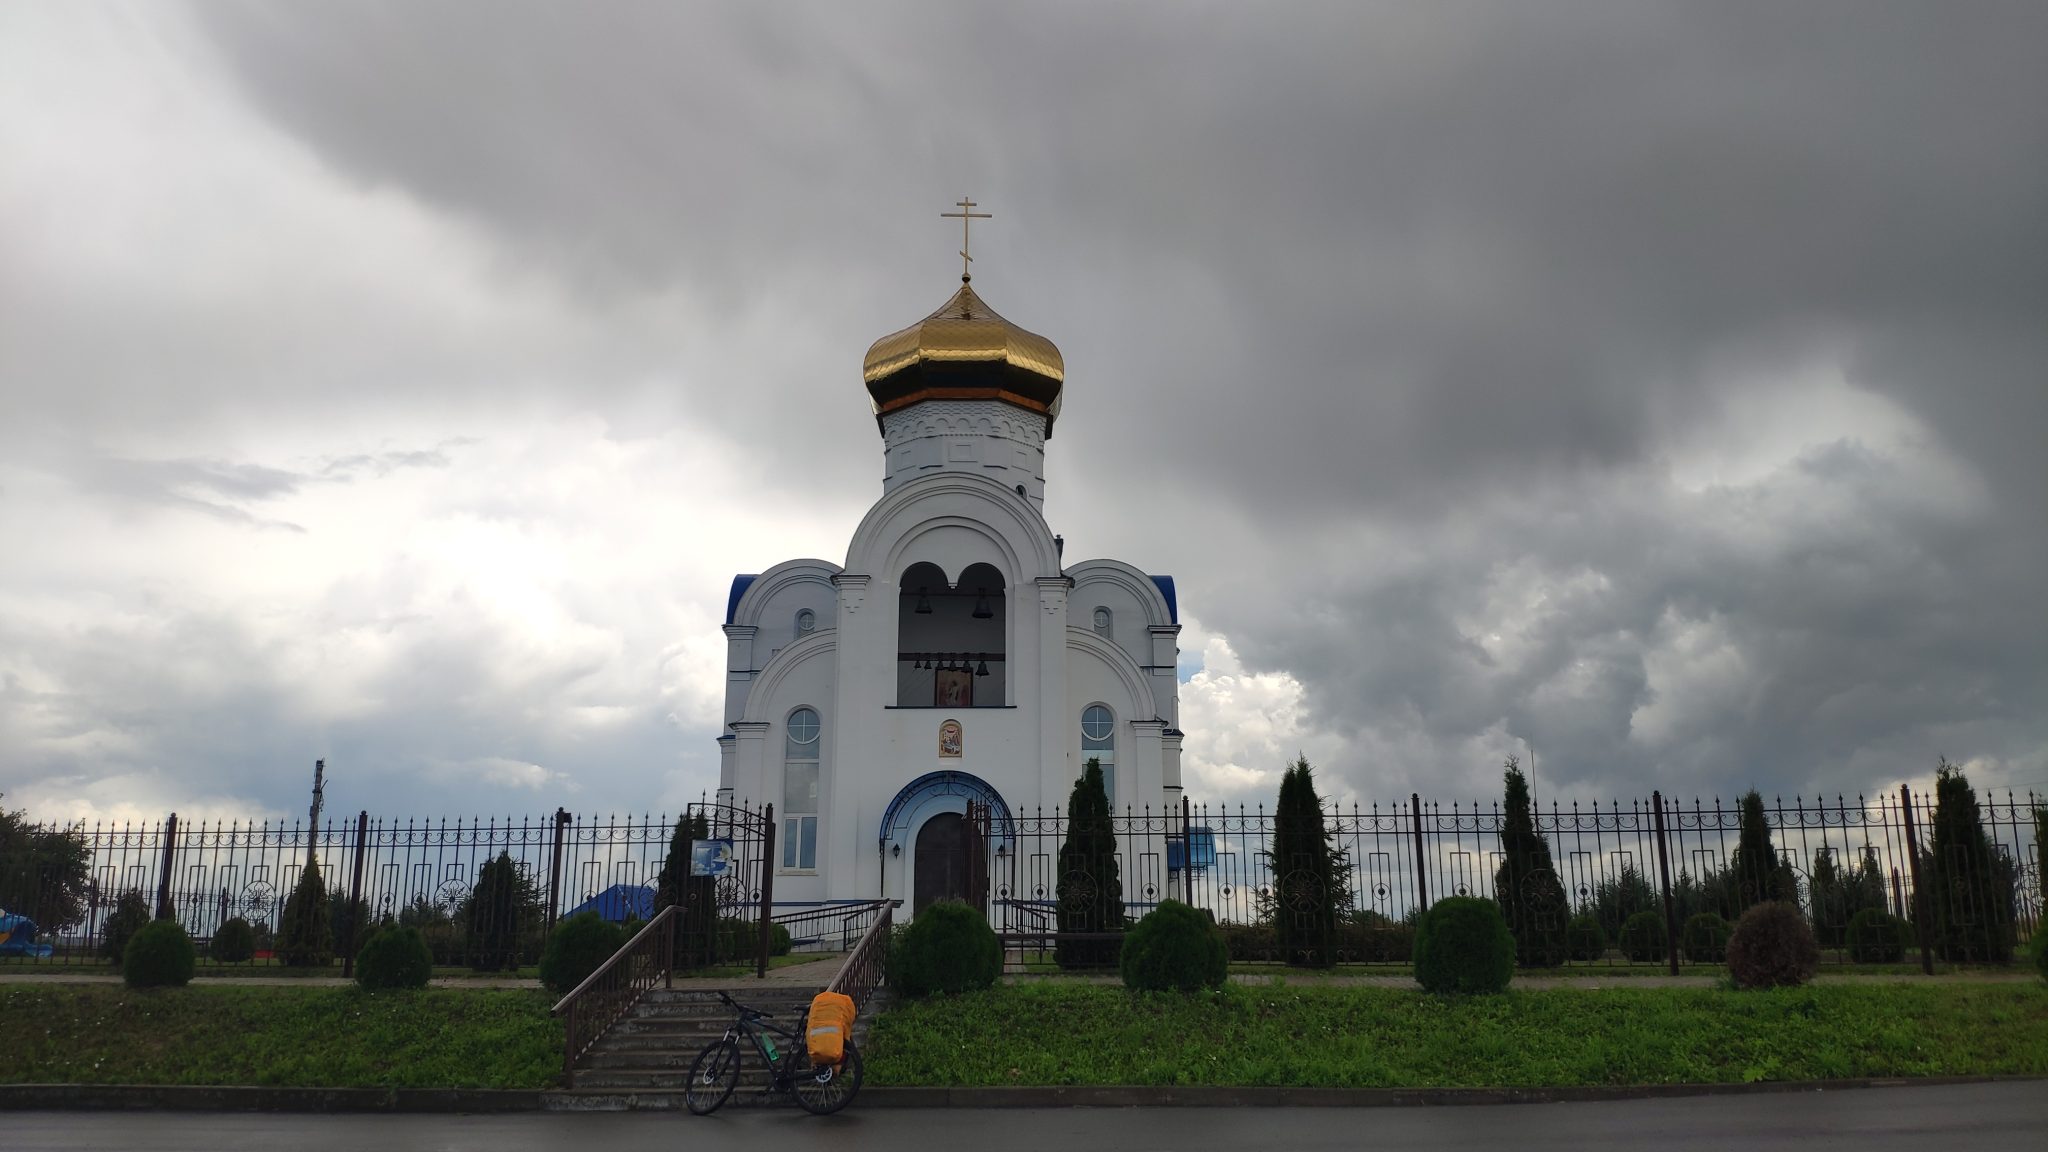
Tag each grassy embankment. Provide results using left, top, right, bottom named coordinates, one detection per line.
left=0, top=985, right=560, bottom=1089
left=866, top=982, right=2048, bottom=1088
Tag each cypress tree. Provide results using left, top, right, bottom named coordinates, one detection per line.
left=277, top=857, right=334, bottom=967
left=655, top=811, right=719, bottom=966
left=1928, top=759, right=2014, bottom=963
left=466, top=851, right=538, bottom=971
left=1268, top=755, right=1341, bottom=968
left=1729, top=790, right=1796, bottom=913
left=1492, top=757, right=1568, bottom=967
left=1055, top=759, right=1124, bottom=968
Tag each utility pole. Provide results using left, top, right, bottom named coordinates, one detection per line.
left=306, top=759, right=326, bottom=868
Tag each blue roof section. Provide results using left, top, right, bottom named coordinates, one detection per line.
left=725, top=574, right=758, bottom=625
left=565, top=884, right=656, bottom=923
left=1151, top=575, right=1178, bottom=623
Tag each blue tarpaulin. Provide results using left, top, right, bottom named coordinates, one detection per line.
left=0, top=912, right=54, bottom=958
left=564, top=884, right=657, bottom=923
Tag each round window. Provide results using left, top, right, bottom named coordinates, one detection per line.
left=787, top=708, right=820, bottom=745
left=1081, top=705, right=1114, bottom=742
left=795, top=609, right=816, bottom=634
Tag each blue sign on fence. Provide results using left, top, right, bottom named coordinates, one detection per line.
left=689, top=838, right=734, bottom=878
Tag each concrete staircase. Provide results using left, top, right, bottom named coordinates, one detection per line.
left=543, top=988, right=889, bottom=1111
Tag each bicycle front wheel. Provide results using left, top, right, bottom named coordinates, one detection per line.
left=684, top=1038, right=741, bottom=1116
left=793, top=1039, right=863, bottom=1115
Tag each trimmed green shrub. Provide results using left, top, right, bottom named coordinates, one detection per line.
left=1493, top=757, right=1568, bottom=967
left=1269, top=756, right=1343, bottom=968
left=355, top=924, right=434, bottom=990
left=1845, top=908, right=1908, bottom=963
left=1682, top=913, right=1732, bottom=964
left=210, top=917, right=256, bottom=964
left=278, top=858, right=334, bottom=967
left=1565, top=913, right=1606, bottom=961
left=1727, top=900, right=1820, bottom=988
left=1056, top=760, right=1126, bottom=968
left=99, top=890, right=152, bottom=967
left=539, top=912, right=629, bottom=995
left=891, top=900, right=1001, bottom=998
left=1413, top=897, right=1514, bottom=995
left=1121, top=900, right=1228, bottom=992
left=1618, top=910, right=1666, bottom=963
left=122, top=919, right=196, bottom=988
left=711, top=917, right=793, bottom=959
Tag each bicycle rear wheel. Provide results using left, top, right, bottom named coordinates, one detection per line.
left=792, top=1039, right=863, bottom=1115
left=684, top=1038, right=741, bottom=1115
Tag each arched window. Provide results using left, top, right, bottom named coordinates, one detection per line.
left=795, top=608, right=816, bottom=636
left=1081, top=704, right=1116, bottom=807
left=782, top=707, right=820, bottom=870
left=1092, top=607, right=1112, bottom=637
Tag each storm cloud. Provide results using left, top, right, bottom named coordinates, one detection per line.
left=2, top=2, right=2043, bottom=821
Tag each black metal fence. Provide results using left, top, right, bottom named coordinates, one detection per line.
left=986, top=784, right=2044, bottom=969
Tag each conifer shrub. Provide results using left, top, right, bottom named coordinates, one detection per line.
left=278, top=858, right=334, bottom=967
left=539, top=912, right=629, bottom=995
left=1927, top=760, right=2016, bottom=963
left=1726, top=900, right=1821, bottom=988
left=1565, top=913, right=1607, bottom=961
left=1268, top=756, right=1343, bottom=968
left=1682, top=913, right=1732, bottom=963
left=1845, top=908, right=1908, bottom=963
left=1492, top=757, right=1568, bottom=967
left=1618, top=910, right=1667, bottom=963
left=354, top=924, right=434, bottom=990
left=99, top=890, right=152, bottom=967
left=209, top=916, right=257, bottom=964
left=1730, top=791, right=1798, bottom=913
left=891, top=900, right=1001, bottom=998
left=1056, top=760, right=1126, bottom=968
left=122, top=919, right=196, bottom=988
left=894, top=900, right=1000, bottom=996
left=1120, top=900, right=1228, bottom=992
left=1413, top=896, right=1514, bottom=994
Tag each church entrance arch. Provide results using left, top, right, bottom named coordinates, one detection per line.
left=880, top=770, right=1014, bottom=917
left=914, top=812, right=975, bottom=915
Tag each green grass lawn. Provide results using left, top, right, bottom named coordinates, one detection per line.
left=0, top=985, right=561, bottom=1089
left=866, top=982, right=2048, bottom=1088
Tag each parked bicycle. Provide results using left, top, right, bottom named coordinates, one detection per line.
left=685, top=990, right=863, bottom=1115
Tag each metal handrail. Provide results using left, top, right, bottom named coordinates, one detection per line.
left=550, top=904, right=676, bottom=1085
left=823, top=900, right=892, bottom=1013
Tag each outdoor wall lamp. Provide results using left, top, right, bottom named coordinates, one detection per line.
left=891, top=842, right=902, bottom=858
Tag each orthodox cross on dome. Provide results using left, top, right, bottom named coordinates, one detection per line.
left=940, top=196, right=991, bottom=283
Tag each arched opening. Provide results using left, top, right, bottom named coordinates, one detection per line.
left=914, top=812, right=981, bottom=916
left=896, top=561, right=1007, bottom=706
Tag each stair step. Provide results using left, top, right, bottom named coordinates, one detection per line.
left=544, top=1089, right=794, bottom=1111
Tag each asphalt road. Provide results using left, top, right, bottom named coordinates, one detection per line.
left=10, top=1082, right=2046, bottom=1152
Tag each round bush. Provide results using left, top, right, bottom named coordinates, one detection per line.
left=1413, top=896, right=1515, bottom=994
left=100, top=890, right=152, bottom=967
left=1565, top=913, right=1607, bottom=961
left=1682, top=913, right=1732, bottom=964
left=1120, top=900, right=1228, bottom=992
left=1618, top=910, right=1667, bottom=962
left=355, top=924, right=434, bottom=990
left=210, top=917, right=256, bottom=964
left=890, top=900, right=1001, bottom=998
left=1845, top=908, right=1908, bottom=963
left=1726, top=900, right=1821, bottom=988
left=122, top=919, right=196, bottom=988
left=539, top=912, right=628, bottom=995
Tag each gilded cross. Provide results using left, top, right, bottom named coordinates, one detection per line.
left=940, top=196, right=991, bottom=282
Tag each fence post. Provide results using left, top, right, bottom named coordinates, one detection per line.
left=545, top=808, right=571, bottom=936
left=1651, top=792, right=1679, bottom=975
left=757, top=802, right=777, bottom=980
left=1409, top=793, right=1429, bottom=913
left=1180, top=793, right=1193, bottom=907
left=1900, top=784, right=1935, bottom=976
left=155, top=813, right=179, bottom=920
left=340, top=810, right=370, bottom=978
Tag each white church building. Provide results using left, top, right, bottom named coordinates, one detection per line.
left=715, top=256, right=1184, bottom=917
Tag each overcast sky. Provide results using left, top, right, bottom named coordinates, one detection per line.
left=3, top=1, right=2044, bottom=826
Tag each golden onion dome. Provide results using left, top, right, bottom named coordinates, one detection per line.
left=863, top=280, right=1065, bottom=436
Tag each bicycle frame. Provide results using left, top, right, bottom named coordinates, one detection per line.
left=721, top=1003, right=813, bottom=1093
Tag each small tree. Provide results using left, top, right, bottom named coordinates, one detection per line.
left=1055, top=759, right=1124, bottom=968
left=1591, top=864, right=1658, bottom=940
left=99, top=890, right=152, bottom=966
left=1268, top=755, right=1343, bottom=968
left=1492, top=757, right=1568, bottom=967
left=277, top=858, right=334, bottom=967
left=1808, top=848, right=1888, bottom=949
left=1729, top=790, right=1796, bottom=913
left=656, top=811, right=720, bottom=966
left=1928, top=759, right=2014, bottom=963
left=0, top=797, right=93, bottom=933
left=466, top=851, right=539, bottom=971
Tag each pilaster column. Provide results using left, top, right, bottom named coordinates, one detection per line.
left=1034, top=576, right=1070, bottom=806
left=730, top=721, right=770, bottom=811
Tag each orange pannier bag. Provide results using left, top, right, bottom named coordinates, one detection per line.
left=806, top=991, right=856, bottom=1066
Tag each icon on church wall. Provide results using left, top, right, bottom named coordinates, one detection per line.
left=939, top=719, right=963, bottom=758
left=688, top=839, right=734, bottom=878
left=934, top=667, right=974, bottom=708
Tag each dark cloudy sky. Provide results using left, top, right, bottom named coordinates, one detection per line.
left=3, top=1, right=2044, bottom=824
